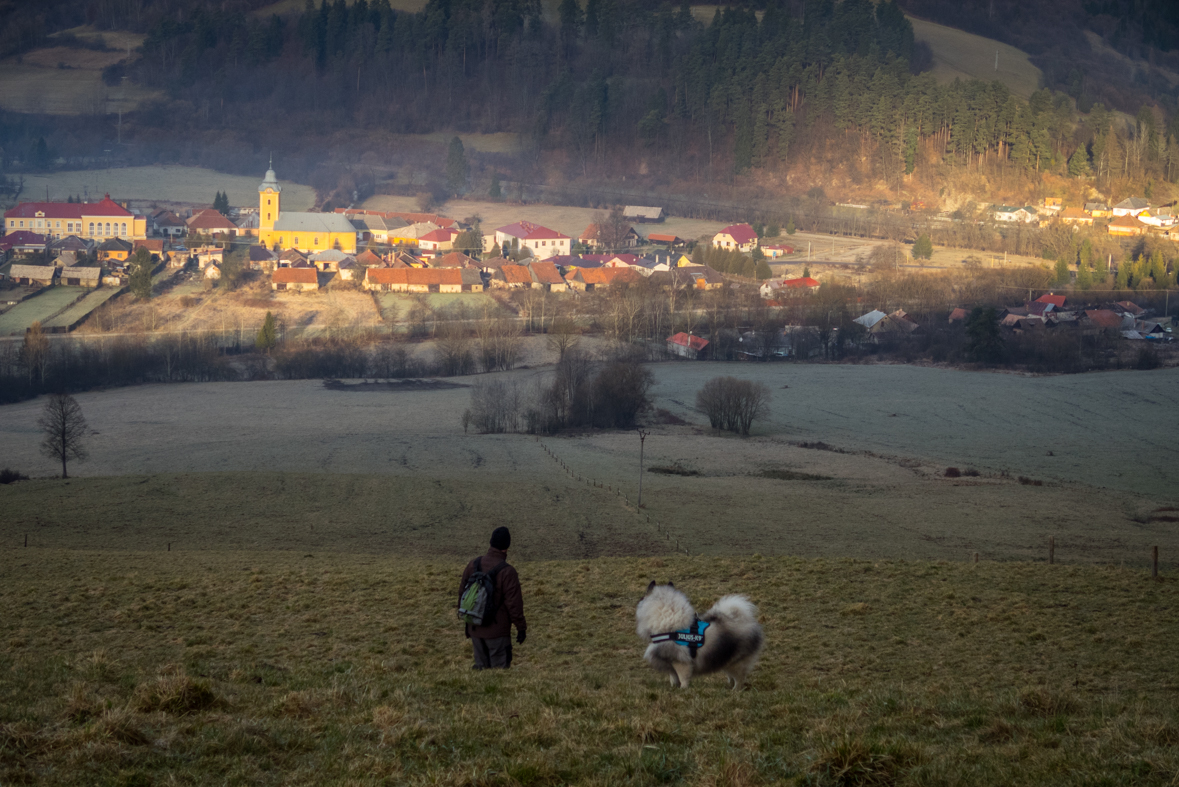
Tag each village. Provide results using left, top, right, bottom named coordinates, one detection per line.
left=0, top=165, right=1174, bottom=358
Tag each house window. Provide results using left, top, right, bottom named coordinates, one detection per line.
left=267, top=199, right=271, bottom=206
left=294, top=237, right=300, bottom=247
left=314, top=237, right=319, bottom=246
left=106, top=223, right=111, bottom=236
left=266, top=213, right=271, bottom=221
left=19, top=220, right=24, bottom=228
left=89, top=222, right=95, bottom=235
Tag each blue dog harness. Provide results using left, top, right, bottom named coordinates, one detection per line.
left=650, top=618, right=710, bottom=658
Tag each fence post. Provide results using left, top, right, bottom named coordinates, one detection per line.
left=1049, top=536, right=1055, bottom=565
left=1153, top=546, right=1159, bottom=579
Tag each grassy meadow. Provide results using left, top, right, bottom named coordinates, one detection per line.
left=1, top=548, right=1175, bottom=786
left=907, top=16, right=1042, bottom=99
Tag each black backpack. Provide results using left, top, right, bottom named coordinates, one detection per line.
left=457, top=557, right=507, bottom=627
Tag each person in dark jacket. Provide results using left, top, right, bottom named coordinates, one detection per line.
left=459, top=526, right=527, bottom=669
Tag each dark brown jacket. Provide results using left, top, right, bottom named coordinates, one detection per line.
left=458, top=547, right=526, bottom=639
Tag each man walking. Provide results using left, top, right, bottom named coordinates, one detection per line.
left=459, top=526, right=527, bottom=669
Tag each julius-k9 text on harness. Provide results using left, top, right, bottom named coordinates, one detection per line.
left=649, top=618, right=710, bottom=658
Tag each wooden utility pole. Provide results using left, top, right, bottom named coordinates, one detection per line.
left=637, top=429, right=649, bottom=507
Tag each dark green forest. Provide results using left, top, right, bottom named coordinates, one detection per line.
left=1, top=0, right=1178, bottom=199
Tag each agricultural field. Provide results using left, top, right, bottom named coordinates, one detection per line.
left=0, top=286, right=88, bottom=336
left=42, top=286, right=124, bottom=330
left=1, top=363, right=1175, bottom=563
left=14, top=166, right=316, bottom=211
left=363, top=195, right=728, bottom=242
left=376, top=292, right=515, bottom=322
left=0, top=29, right=157, bottom=116
left=908, top=16, right=1043, bottom=99
left=0, top=548, right=1175, bottom=786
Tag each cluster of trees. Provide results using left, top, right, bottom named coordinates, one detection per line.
left=695, top=376, right=772, bottom=436
left=690, top=243, right=773, bottom=279
left=467, top=351, right=653, bottom=434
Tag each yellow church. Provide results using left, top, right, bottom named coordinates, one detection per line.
left=258, top=162, right=357, bottom=254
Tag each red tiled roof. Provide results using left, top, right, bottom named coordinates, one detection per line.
left=420, top=228, right=459, bottom=243
left=783, top=276, right=820, bottom=289
left=500, top=264, right=533, bottom=284
left=1035, top=293, right=1066, bottom=308
left=574, top=267, right=641, bottom=285
left=1084, top=309, right=1122, bottom=328
left=0, top=231, right=48, bottom=249
left=4, top=195, right=132, bottom=220
left=187, top=209, right=238, bottom=231
left=579, top=223, right=602, bottom=241
left=435, top=251, right=477, bottom=268
left=529, top=261, right=565, bottom=284
left=948, top=307, right=969, bottom=321
left=717, top=223, right=758, bottom=245
left=497, top=220, right=569, bottom=241
left=668, top=332, right=709, bottom=351
left=365, top=267, right=463, bottom=285
left=273, top=268, right=318, bottom=284
left=355, top=249, right=384, bottom=266
left=648, top=233, right=680, bottom=243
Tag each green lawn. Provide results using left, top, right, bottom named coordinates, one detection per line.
left=0, top=286, right=87, bottom=335
left=43, top=286, right=124, bottom=329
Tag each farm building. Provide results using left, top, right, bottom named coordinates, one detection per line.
left=258, top=163, right=358, bottom=253
left=248, top=245, right=277, bottom=270
left=271, top=267, right=319, bottom=291
left=4, top=195, right=147, bottom=241
left=623, top=206, right=664, bottom=222
left=51, top=235, right=93, bottom=255
left=149, top=209, right=187, bottom=237
left=1107, top=215, right=1147, bottom=236
left=187, top=209, right=238, bottom=237
left=666, top=332, right=708, bottom=359
left=647, top=233, right=684, bottom=247
left=8, top=264, right=57, bottom=286
left=528, top=262, right=568, bottom=292
left=712, top=223, right=758, bottom=252
left=491, top=264, right=533, bottom=289
left=434, top=252, right=479, bottom=268
left=363, top=267, right=482, bottom=293
left=563, top=266, right=641, bottom=291
left=1057, top=207, right=1093, bottom=226
left=992, top=206, right=1038, bottom=223
left=1035, top=293, right=1066, bottom=309
left=53, top=251, right=79, bottom=267
left=310, top=249, right=350, bottom=272
left=60, top=265, right=100, bottom=288
left=1084, top=202, right=1111, bottom=218
left=761, top=244, right=795, bottom=259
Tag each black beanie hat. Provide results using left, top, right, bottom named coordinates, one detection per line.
left=490, top=527, right=511, bottom=550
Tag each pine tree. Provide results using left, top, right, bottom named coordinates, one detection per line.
left=129, top=248, right=154, bottom=300
left=785, top=217, right=796, bottom=235
left=1054, top=257, right=1070, bottom=286
left=1115, top=259, right=1130, bottom=289
left=445, top=136, right=469, bottom=196
left=1075, top=258, right=1092, bottom=290
left=489, top=242, right=502, bottom=258
left=755, top=259, right=773, bottom=279
left=1095, top=251, right=1109, bottom=281
left=1067, top=146, right=1091, bottom=177
left=256, top=311, right=278, bottom=353
left=912, top=234, right=933, bottom=259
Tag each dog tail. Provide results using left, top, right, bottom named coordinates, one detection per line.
left=709, top=594, right=759, bottom=624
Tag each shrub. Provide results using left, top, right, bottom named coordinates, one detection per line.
left=696, top=376, right=772, bottom=436
left=944, top=467, right=961, bottom=478
left=0, top=468, right=28, bottom=484
left=132, top=672, right=217, bottom=715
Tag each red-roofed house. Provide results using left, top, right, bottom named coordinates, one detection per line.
left=948, top=307, right=969, bottom=323
left=648, top=233, right=684, bottom=247
left=783, top=276, right=820, bottom=290
left=418, top=227, right=460, bottom=253
left=712, top=223, right=758, bottom=252
left=1114, top=301, right=1144, bottom=317
left=667, top=332, right=709, bottom=359
left=272, top=267, right=319, bottom=291
left=1035, top=293, right=1066, bottom=309
left=187, top=209, right=238, bottom=237
left=578, top=223, right=640, bottom=249
left=493, top=221, right=570, bottom=259
left=1107, top=214, right=1146, bottom=237
left=0, top=231, right=48, bottom=257
left=4, top=195, right=146, bottom=241
left=761, top=244, right=795, bottom=259
left=433, top=251, right=479, bottom=268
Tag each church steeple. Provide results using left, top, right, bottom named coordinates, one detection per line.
left=259, top=158, right=281, bottom=233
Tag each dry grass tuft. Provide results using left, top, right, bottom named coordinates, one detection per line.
left=85, top=709, right=152, bottom=747
left=840, top=602, right=870, bottom=617
left=63, top=683, right=103, bottom=723
left=131, top=670, right=217, bottom=715
left=811, top=734, right=920, bottom=786
left=1017, top=688, right=1078, bottom=717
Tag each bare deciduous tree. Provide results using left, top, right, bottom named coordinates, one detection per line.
left=695, top=376, right=772, bottom=436
left=38, top=393, right=89, bottom=478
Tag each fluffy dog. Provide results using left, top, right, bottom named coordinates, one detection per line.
left=635, top=581, right=764, bottom=690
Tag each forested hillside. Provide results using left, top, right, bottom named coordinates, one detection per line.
left=2, top=0, right=1178, bottom=208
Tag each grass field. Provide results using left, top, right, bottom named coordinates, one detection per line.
left=16, top=166, right=316, bottom=211
left=0, top=29, right=155, bottom=115
left=0, top=549, right=1174, bottom=786
left=0, top=286, right=87, bottom=335
left=908, top=16, right=1042, bottom=99
left=42, top=286, right=124, bottom=330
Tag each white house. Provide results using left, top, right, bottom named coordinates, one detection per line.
left=992, top=206, right=1038, bottom=223
left=489, top=221, right=570, bottom=259
left=712, top=223, right=759, bottom=252
left=1112, top=197, right=1151, bottom=217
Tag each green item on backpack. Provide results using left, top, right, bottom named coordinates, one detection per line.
left=458, top=557, right=507, bottom=627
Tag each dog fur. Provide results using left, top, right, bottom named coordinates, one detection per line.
left=635, top=581, right=764, bottom=690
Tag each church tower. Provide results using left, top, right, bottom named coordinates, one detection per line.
left=259, top=156, right=281, bottom=233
